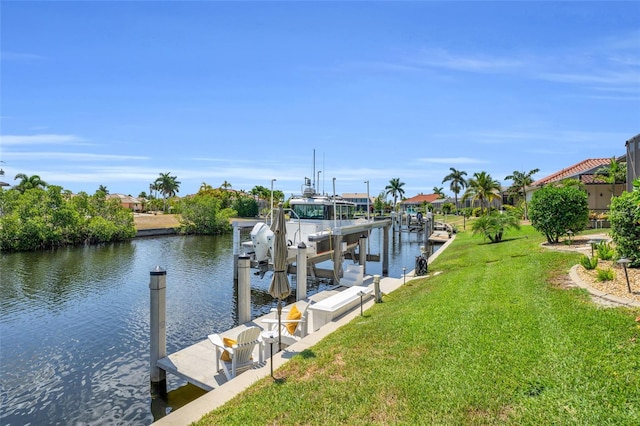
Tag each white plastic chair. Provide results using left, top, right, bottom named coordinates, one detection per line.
left=261, top=302, right=309, bottom=349
left=208, top=326, right=262, bottom=380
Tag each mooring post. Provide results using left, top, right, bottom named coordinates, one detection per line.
left=358, top=234, right=367, bottom=274
left=373, top=274, right=382, bottom=303
left=297, top=242, right=307, bottom=301
left=237, top=255, right=251, bottom=324
left=149, top=266, right=167, bottom=397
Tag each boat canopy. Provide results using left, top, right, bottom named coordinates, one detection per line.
left=290, top=197, right=356, bottom=221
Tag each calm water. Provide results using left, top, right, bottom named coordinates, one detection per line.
left=0, top=228, right=434, bottom=425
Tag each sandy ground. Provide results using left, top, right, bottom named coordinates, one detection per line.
left=133, top=213, right=181, bottom=230
left=544, top=235, right=640, bottom=304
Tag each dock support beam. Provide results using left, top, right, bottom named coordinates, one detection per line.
left=237, top=255, right=251, bottom=324
left=358, top=234, right=367, bottom=274
left=382, top=224, right=390, bottom=276
left=332, top=234, right=344, bottom=284
left=150, top=266, right=167, bottom=397
left=296, top=242, right=307, bottom=301
left=232, top=226, right=240, bottom=281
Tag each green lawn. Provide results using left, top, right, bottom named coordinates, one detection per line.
left=195, top=225, right=639, bottom=425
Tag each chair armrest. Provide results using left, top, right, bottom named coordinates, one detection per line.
left=262, top=319, right=302, bottom=327
left=208, top=334, right=224, bottom=348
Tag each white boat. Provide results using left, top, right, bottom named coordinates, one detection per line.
left=245, top=177, right=373, bottom=264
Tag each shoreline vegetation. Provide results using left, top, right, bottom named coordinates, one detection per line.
left=193, top=224, right=639, bottom=425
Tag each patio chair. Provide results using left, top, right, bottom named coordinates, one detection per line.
left=208, top=326, right=262, bottom=380
left=261, top=302, right=309, bottom=349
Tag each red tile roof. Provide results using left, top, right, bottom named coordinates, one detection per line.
left=400, top=193, right=442, bottom=204
left=531, top=158, right=611, bottom=187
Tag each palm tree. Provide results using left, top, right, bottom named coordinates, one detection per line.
left=504, top=168, right=539, bottom=220
left=433, top=187, right=445, bottom=198
left=221, top=180, right=232, bottom=190
left=442, top=168, right=468, bottom=211
left=97, top=185, right=109, bottom=195
left=594, top=156, right=626, bottom=200
left=13, top=173, right=48, bottom=193
left=155, top=172, right=181, bottom=213
left=385, top=178, right=405, bottom=210
left=462, top=171, right=501, bottom=213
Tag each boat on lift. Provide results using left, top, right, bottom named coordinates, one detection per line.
left=245, top=177, right=372, bottom=264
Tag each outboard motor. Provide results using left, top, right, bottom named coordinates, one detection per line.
left=250, top=222, right=274, bottom=263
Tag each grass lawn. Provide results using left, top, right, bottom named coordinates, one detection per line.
left=195, top=225, right=639, bottom=425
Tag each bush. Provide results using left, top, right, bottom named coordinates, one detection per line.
left=609, top=189, right=640, bottom=267
left=596, top=241, right=615, bottom=261
left=580, top=255, right=598, bottom=270
left=596, top=268, right=615, bottom=282
left=471, top=211, right=520, bottom=243
left=529, top=185, right=589, bottom=244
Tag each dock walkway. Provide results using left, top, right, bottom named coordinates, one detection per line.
left=153, top=235, right=456, bottom=425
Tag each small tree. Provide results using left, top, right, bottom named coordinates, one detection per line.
left=471, top=211, right=520, bottom=243
left=529, top=185, right=589, bottom=244
left=609, top=188, right=640, bottom=267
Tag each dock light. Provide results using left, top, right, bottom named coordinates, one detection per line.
left=617, top=258, right=632, bottom=293
left=403, top=267, right=407, bottom=285
left=587, top=239, right=596, bottom=258
left=358, top=291, right=365, bottom=316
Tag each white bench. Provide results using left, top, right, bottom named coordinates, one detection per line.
left=308, top=285, right=373, bottom=331
left=340, top=263, right=363, bottom=287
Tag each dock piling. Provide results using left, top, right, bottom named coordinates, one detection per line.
left=237, top=255, right=251, bottom=324
left=150, top=266, right=167, bottom=396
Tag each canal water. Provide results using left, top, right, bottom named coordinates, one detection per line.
left=0, top=228, right=435, bottom=425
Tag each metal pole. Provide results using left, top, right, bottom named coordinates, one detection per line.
left=233, top=225, right=240, bottom=281
left=270, top=179, right=276, bottom=226
left=365, top=180, right=370, bottom=221
left=297, top=242, right=307, bottom=301
left=317, top=171, right=322, bottom=194
left=237, top=255, right=251, bottom=324
left=382, top=224, right=390, bottom=276
left=149, top=266, right=167, bottom=396
left=332, top=177, right=337, bottom=229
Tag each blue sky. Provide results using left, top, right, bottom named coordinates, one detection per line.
left=1, top=1, right=638, bottom=200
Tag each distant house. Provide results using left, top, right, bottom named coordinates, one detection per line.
left=399, top=193, right=441, bottom=212
left=341, top=193, right=374, bottom=212
left=107, top=194, right=143, bottom=212
left=528, top=157, right=625, bottom=212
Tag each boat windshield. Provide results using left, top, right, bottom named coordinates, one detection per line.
left=291, top=203, right=356, bottom=220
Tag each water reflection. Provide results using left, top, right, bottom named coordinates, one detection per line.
left=0, top=229, right=436, bottom=425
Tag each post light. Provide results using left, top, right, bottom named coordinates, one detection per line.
left=358, top=290, right=365, bottom=316
left=587, top=239, right=596, bottom=258
left=566, top=230, right=573, bottom=245
left=617, top=258, right=632, bottom=293
left=365, top=180, right=370, bottom=221
left=403, top=267, right=407, bottom=285
left=270, top=179, right=276, bottom=225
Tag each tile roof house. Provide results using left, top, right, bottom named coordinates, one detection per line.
left=398, top=193, right=442, bottom=212
left=529, top=156, right=625, bottom=212
left=107, top=193, right=143, bottom=212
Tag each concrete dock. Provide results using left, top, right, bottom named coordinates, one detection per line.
left=152, top=236, right=456, bottom=425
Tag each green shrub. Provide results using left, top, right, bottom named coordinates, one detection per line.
left=471, top=211, right=520, bottom=243
left=596, top=241, right=615, bottom=261
left=596, top=267, right=615, bottom=282
left=609, top=189, right=640, bottom=267
left=580, top=255, right=598, bottom=270
left=529, top=185, right=589, bottom=243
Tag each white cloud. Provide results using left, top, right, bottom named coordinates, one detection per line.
left=416, top=157, right=487, bottom=164
left=5, top=152, right=149, bottom=161
left=1, top=134, right=88, bottom=146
